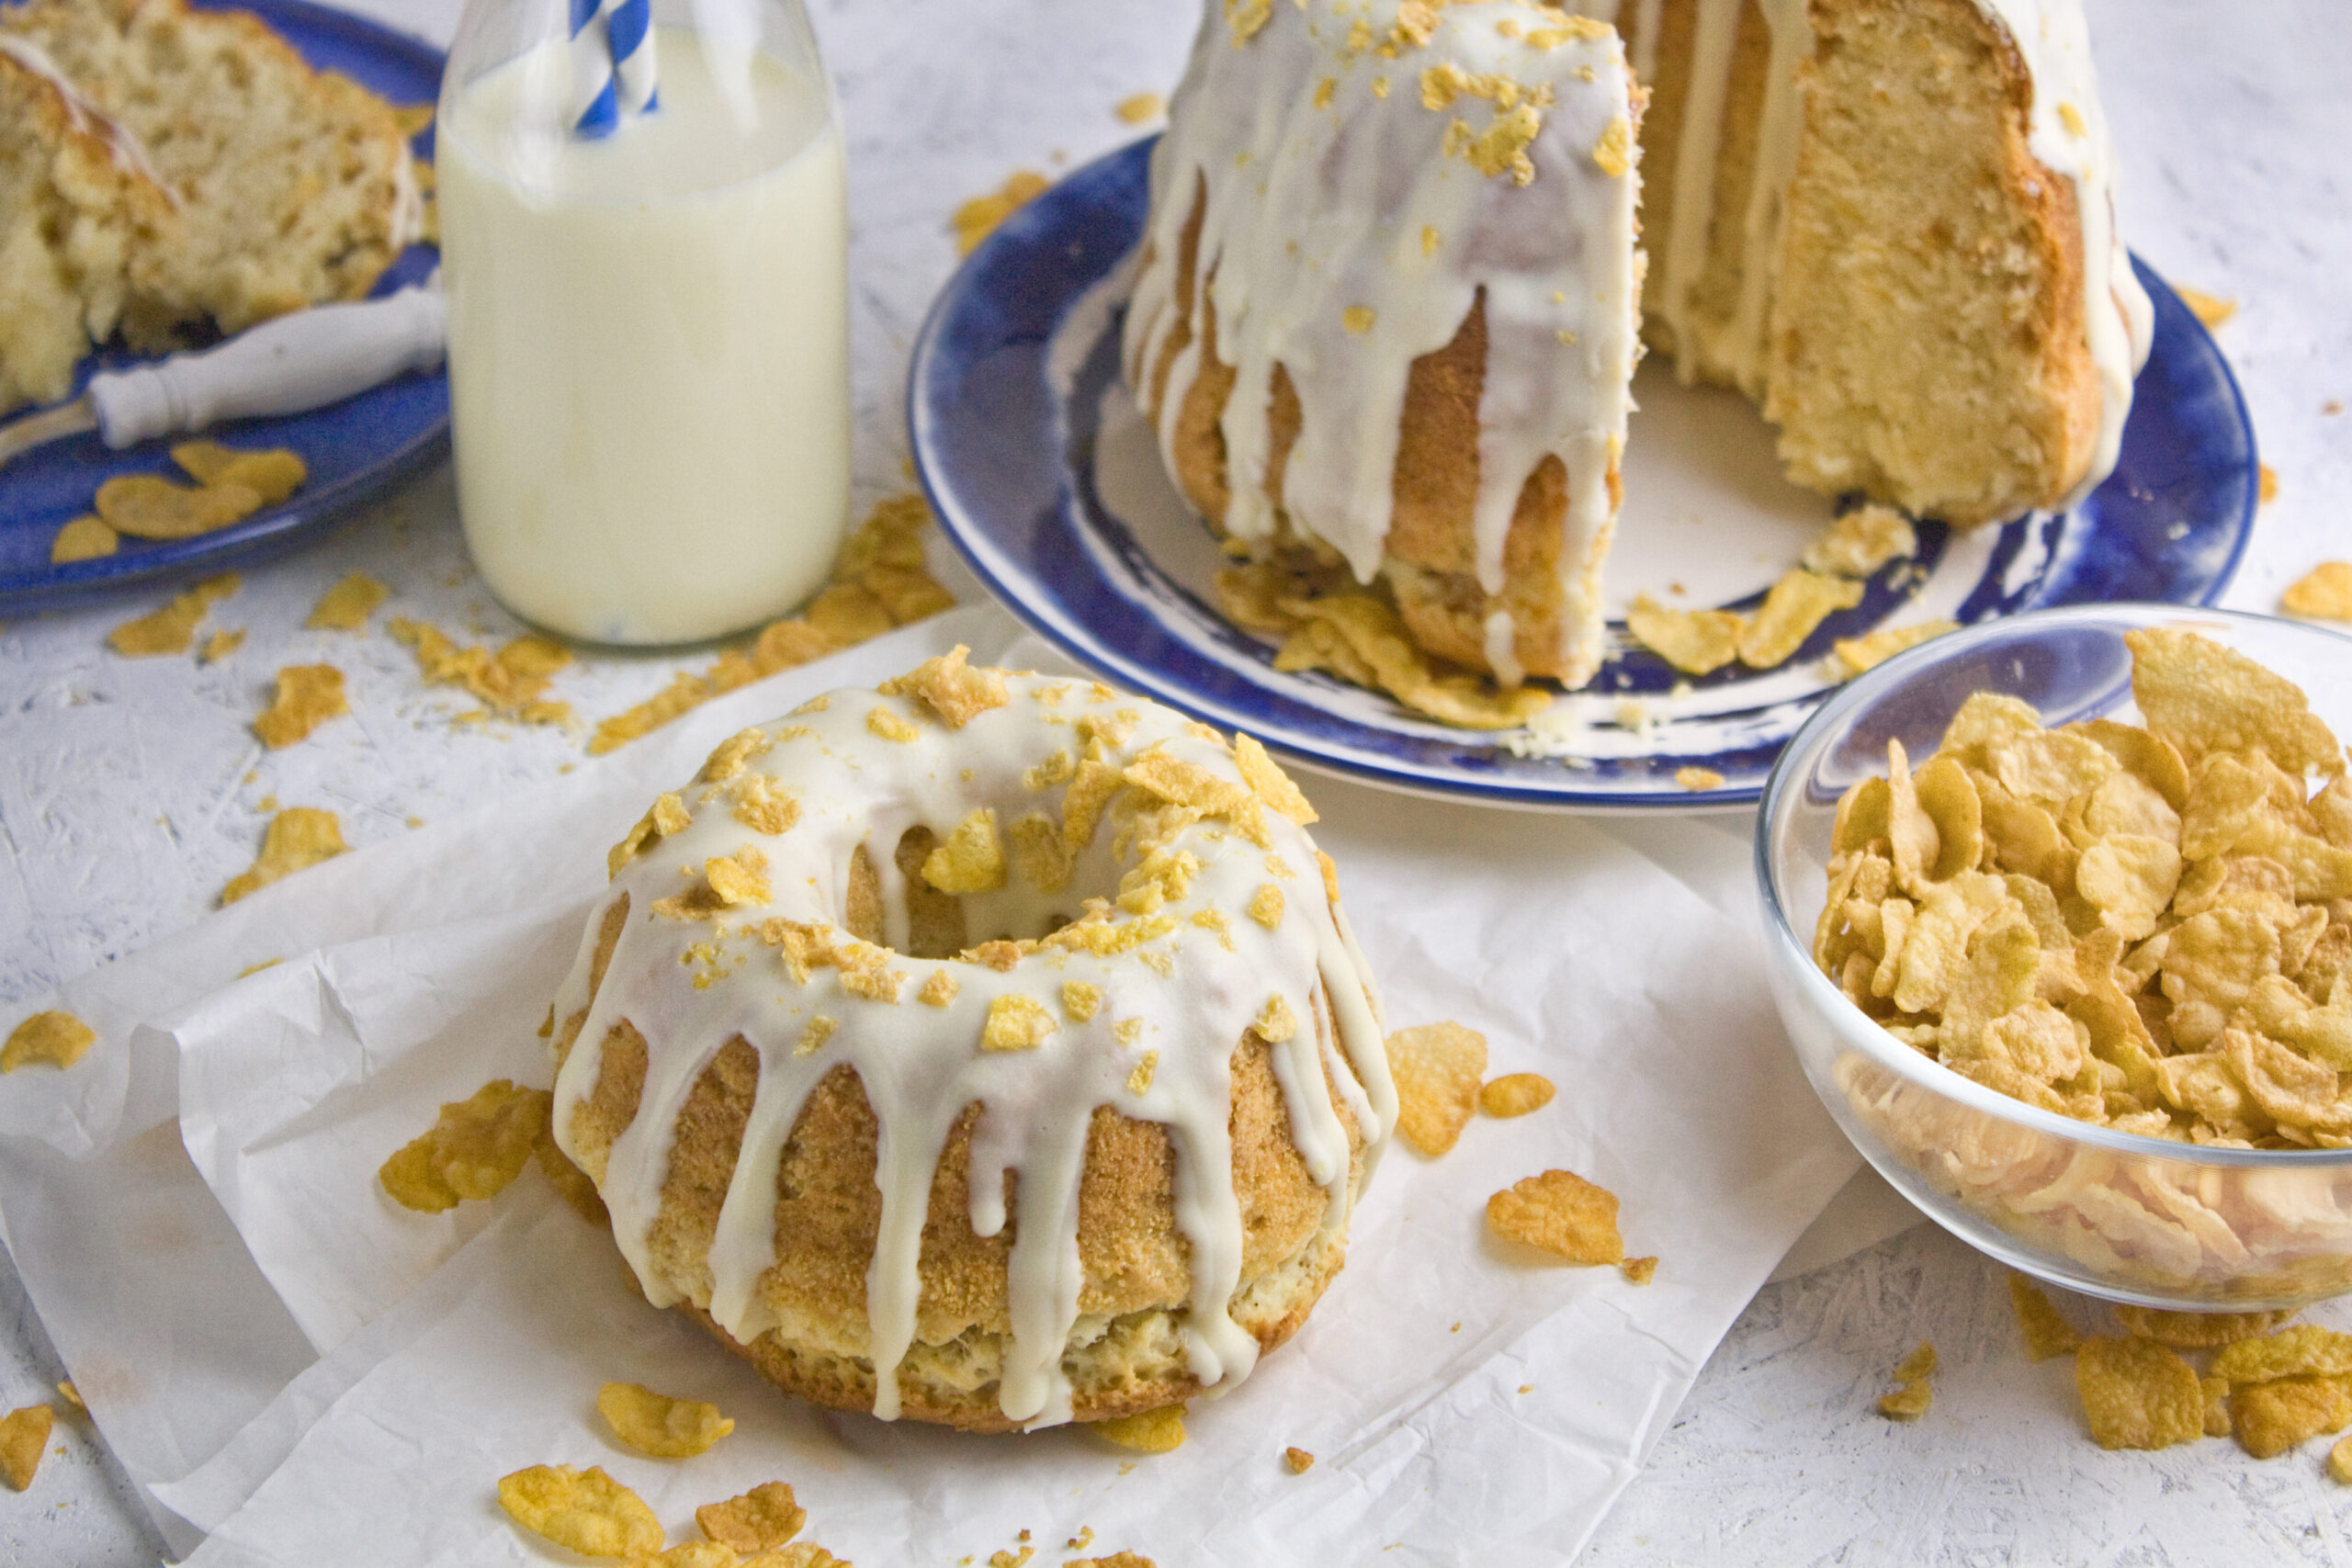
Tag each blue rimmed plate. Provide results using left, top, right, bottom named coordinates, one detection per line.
left=909, top=137, right=2256, bottom=811
left=0, top=0, right=445, bottom=615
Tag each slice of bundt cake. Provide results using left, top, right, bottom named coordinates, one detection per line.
left=0, top=0, right=424, bottom=411
left=0, top=37, right=175, bottom=409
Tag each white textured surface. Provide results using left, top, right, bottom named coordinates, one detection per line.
left=0, top=0, right=2346, bottom=1562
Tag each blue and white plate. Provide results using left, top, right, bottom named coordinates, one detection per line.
left=910, top=137, right=2257, bottom=812
left=0, top=0, right=445, bottom=615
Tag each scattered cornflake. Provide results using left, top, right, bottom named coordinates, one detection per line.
left=1833, top=619, right=1957, bottom=677
left=1477, top=1071, right=1555, bottom=1118
left=2281, top=561, right=2352, bottom=622
left=306, top=570, right=390, bottom=631
left=2075, top=1337, right=2204, bottom=1450
left=379, top=1078, right=550, bottom=1213
left=641, top=1543, right=740, bottom=1568
left=1877, top=1341, right=1937, bottom=1421
left=1067, top=1556, right=1154, bottom=1568
left=598, top=1381, right=735, bottom=1458
left=54, top=1382, right=82, bottom=1415
left=1125, top=1051, right=1158, bottom=1096
left=2112, top=1305, right=2294, bottom=1350
left=2203, top=1375, right=2233, bottom=1438
left=392, top=619, right=572, bottom=724
left=880, top=645, right=1009, bottom=728
left=107, top=571, right=239, bottom=657
left=1620, top=1256, right=1658, bottom=1285
left=221, top=806, right=347, bottom=904
left=2, top=1010, right=96, bottom=1073
left=2230, top=1375, right=2352, bottom=1461
left=50, top=514, right=118, bottom=563
left=2007, top=1274, right=2084, bottom=1361
left=201, top=627, right=244, bottom=663
left=1673, top=765, right=1725, bottom=792
left=2210, top=1325, right=2352, bottom=1385
left=2332, top=1434, right=2352, bottom=1483
left=2175, top=287, right=2235, bottom=329
left=2259, top=464, right=2279, bottom=504
left=1486, top=1168, right=1624, bottom=1265
left=1625, top=595, right=1745, bottom=676
left=749, top=1544, right=850, bottom=1568
left=497, top=1464, right=662, bottom=1558
left=953, top=169, right=1050, bottom=255
left=171, top=441, right=305, bottom=503
left=1738, top=570, right=1864, bottom=670
left=1387, top=1021, right=1487, bottom=1156
left=1091, top=1405, right=1185, bottom=1453
left=1803, top=503, right=1917, bottom=578
left=1272, top=587, right=1547, bottom=728
left=590, top=496, right=951, bottom=753
left=2125, top=626, right=2340, bottom=777
left=1235, top=733, right=1317, bottom=822
left=0, top=1404, right=52, bottom=1491
left=1115, top=91, right=1164, bottom=124
left=254, top=664, right=350, bottom=748
left=95, top=472, right=260, bottom=539
left=695, top=1483, right=808, bottom=1552
left=1283, top=1447, right=1315, bottom=1473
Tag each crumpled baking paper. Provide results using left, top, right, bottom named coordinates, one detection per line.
left=0, top=607, right=1859, bottom=1564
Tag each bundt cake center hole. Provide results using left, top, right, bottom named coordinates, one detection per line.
left=842, top=826, right=1088, bottom=962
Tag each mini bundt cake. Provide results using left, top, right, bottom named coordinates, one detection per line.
left=549, top=649, right=1396, bottom=1430
left=1127, top=0, right=2150, bottom=688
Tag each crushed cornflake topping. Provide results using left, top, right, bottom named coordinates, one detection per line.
left=222, top=807, right=346, bottom=904
left=1062, top=981, right=1103, bottom=1021
left=379, top=1078, right=550, bottom=1213
left=1, top=1404, right=53, bottom=1492
left=1804, top=503, right=1917, bottom=578
left=1673, top=766, right=1726, bottom=792
left=1115, top=91, right=1164, bottom=124
left=305, top=571, right=390, bottom=631
left=795, top=1017, right=839, bottom=1057
left=867, top=707, right=921, bottom=743
left=254, top=664, right=350, bottom=749
left=920, top=970, right=960, bottom=1008
left=925, top=808, right=1008, bottom=893
left=590, top=496, right=951, bottom=754
left=1477, top=1071, right=1555, bottom=1118
left=2282, top=561, right=2352, bottom=623
left=700, top=728, right=775, bottom=784
left=1738, top=570, right=1863, bottom=669
left=1591, top=115, right=1632, bottom=176
left=1114, top=1018, right=1145, bottom=1047
left=1126, top=1050, right=1159, bottom=1095
left=1388, top=1021, right=1487, bottom=1156
left=1234, top=734, right=1317, bottom=822
left=881, top=646, right=1012, bottom=728
left=1421, top=223, right=1440, bottom=255
left=954, top=169, right=1050, bottom=254
left=1255, top=994, right=1297, bottom=1043
left=983, top=994, right=1057, bottom=1053
left=1010, top=812, right=1075, bottom=894
left=1527, top=16, right=1608, bottom=48
left=1248, top=884, right=1285, bottom=929
left=1225, top=0, right=1271, bottom=45
left=1342, top=304, right=1375, bottom=334
left=1090, top=1405, right=1185, bottom=1453
left=707, top=849, right=773, bottom=908
left=1317, top=850, right=1342, bottom=903
left=497, top=1464, right=662, bottom=1558
left=1283, top=1447, right=1315, bottom=1473
left=696, top=1482, right=806, bottom=1552
left=1486, top=1168, right=1625, bottom=1265
left=730, top=773, right=802, bottom=836
left=1835, top=621, right=1958, bottom=677
left=1313, top=75, right=1336, bottom=109
left=1026, top=749, right=1076, bottom=789
left=108, top=572, right=240, bottom=657
left=1877, top=1342, right=1937, bottom=1421
left=1453, top=103, right=1542, bottom=184
left=2057, top=100, right=2087, bottom=136
left=2, top=1010, right=96, bottom=1074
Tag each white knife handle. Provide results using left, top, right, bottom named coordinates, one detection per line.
left=89, top=286, right=447, bottom=448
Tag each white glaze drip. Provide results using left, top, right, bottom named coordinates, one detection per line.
left=1125, top=0, right=1642, bottom=682
left=548, top=671, right=1392, bottom=1428
left=0, top=34, right=173, bottom=196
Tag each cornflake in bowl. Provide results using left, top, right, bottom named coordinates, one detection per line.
left=1758, top=605, right=2352, bottom=1310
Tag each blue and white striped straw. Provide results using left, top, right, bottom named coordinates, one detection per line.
left=570, top=0, right=657, bottom=139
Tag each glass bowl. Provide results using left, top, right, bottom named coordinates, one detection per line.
left=1757, top=604, right=2352, bottom=1310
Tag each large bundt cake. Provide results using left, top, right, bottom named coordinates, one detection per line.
left=1126, top=0, right=2151, bottom=689
left=549, top=650, right=1396, bottom=1430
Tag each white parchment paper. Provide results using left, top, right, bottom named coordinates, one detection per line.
left=2, top=609, right=1857, bottom=1564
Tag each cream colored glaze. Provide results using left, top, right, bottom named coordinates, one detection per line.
left=548, top=670, right=1394, bottom=1428
left=1590, top=0, right=2151, bottom=506
left=1125, top=0, right=1644, bottom=690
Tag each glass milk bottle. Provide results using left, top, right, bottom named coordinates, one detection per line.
left=438, top=0, right=849, bottom=645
